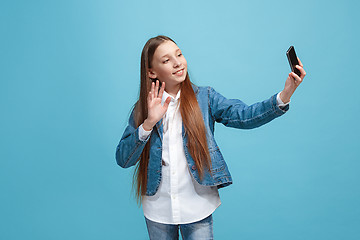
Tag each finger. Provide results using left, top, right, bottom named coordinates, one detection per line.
left=297, top=57, right=303, bottom=67
left=151, top=81, right=155, bottom=99
left=163, top=96, right=171, bottom=109
left=291, top=72, right=303, bottom=85
left=295, top=65, right=306, bottom=79
left=158, top=82, right=165, bottom=100
left=154, top=80, right=159, bottom=98
left=148, top=90, right=152, bottom=103
left=291, top=72, right=301, bottom=81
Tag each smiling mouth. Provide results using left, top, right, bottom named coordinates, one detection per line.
left=173, top=68, right=185, bottom=75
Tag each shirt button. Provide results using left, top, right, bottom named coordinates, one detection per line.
left=172, top=171, right=175, bottom=175
left=192, top=165, right=196, bottom=170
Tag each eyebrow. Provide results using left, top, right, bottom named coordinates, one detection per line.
left=161, top=48, right=181, bottom=58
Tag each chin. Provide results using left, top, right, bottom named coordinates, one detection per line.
left=172, top=75, right=186, bottom=83
left=179, top=76, right=187, bottom=83
left=181, top=72, right=188, bottom=81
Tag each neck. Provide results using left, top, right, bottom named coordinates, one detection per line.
left=166, top=84, right=181, bottom=98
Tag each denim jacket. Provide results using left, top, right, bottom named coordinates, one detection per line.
left=116, top=85, right=289, bottom=196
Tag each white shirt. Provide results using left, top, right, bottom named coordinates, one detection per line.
left=139, top=89, right=221, bottom=224
left=139, top=90, right=288, bottom=224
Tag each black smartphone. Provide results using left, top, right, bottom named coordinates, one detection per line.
left=286, top=46, right=301, bottom=78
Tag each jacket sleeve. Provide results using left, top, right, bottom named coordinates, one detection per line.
left=115, top=108, right=151, bottom=168
left=208, top=86, right=289, bottom=129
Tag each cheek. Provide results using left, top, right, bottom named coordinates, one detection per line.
left=168, top=65, right=176, bottom=75
left=158, top=66, right=173, bottom=77
left=182, top=58, right=188, bottom=68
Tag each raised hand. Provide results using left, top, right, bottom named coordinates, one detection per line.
left=143, top=80, right=171, bottom=131
left=280, top=57, right=306, bottom=103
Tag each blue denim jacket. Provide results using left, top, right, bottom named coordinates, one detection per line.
left=116, top=85, right=289, bottom=196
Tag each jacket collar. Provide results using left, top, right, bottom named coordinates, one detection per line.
left=191, top=83, right=199, bottom=94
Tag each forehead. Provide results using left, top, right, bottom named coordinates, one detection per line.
left=154, top=40, right=180, bottom=58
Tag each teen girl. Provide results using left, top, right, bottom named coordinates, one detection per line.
left=116, top=35, right=306, bottom=240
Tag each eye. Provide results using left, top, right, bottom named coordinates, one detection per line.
left=163, top=59, right=169, bottom=64
left=178, top=53, right=182, bottom=57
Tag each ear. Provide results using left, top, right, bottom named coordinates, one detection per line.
left=148, top=69, right=157, bottom=79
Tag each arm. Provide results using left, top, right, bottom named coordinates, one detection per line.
left=115, top=109, right=151, bottom=168
left=115, top=80, right=171, bottom=168
left=209, top=87, right=288, bottom=129
left=209, top=58, right=306, bottom=129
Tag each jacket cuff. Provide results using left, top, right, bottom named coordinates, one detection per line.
left=272, top=93, right=289, bottom=114
left=138, top=123, right=152, bottom=142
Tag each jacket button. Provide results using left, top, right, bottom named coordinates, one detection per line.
left=192, top=165, right=196, bottom=170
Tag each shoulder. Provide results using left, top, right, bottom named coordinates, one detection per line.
left=191, top=84, right=215, bottom=95
left=192, top=85, right=222, bottom=105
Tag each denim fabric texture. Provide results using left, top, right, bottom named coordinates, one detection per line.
left=115, top=84, right=288, bottom=196
left=145, top=214, right=214, bottom=240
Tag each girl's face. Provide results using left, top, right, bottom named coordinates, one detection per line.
left=148, top=40, right=187, bottom=93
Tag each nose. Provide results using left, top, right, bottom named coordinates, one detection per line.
left=173, top=59, right=181, bottom=68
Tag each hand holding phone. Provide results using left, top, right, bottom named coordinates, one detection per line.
left=286, top=46, right=302, bottom=78
left=280, top=46, right=306, bottom=104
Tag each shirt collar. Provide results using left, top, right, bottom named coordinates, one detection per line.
left=162, top=89, right=181, bottom=105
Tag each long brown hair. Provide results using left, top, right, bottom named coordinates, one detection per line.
left=132, top=35, right=211, bottom=205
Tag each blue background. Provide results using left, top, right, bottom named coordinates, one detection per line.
left=1, top=0, right=359, bottom=239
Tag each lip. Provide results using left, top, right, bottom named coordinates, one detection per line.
left=173, top=68, right=185, bottom=74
